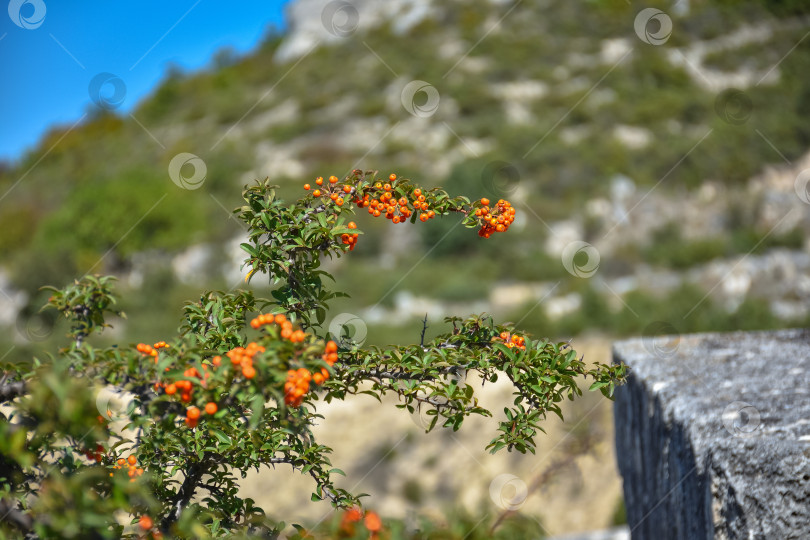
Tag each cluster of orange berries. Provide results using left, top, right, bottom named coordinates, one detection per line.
left=163, top=367, right=208, bottom=403
left=136, top=341, right=167, bottom=360
left=494, top=331, right=527, bottom=350
left=341, top=221, right=359, bottom=250
left=304, top=175, right=352, bottom=207
left=112, top=454, right=145, bottom=482
left=184, top=401, right=218, bottom=428
left=358, top=174, right=436, bottom=224
left=284, top=368, right=315, bottom=408
left=283, top=340, right=338, bottom=407
left=146, top=314, right=338, bottom=419
left=224, top=341, right=266, bottom=380
left=249, top=312, right=307, bottom=342
left=474, top=197, right=516, bottom=238
left=160, top=348, right=243, bottom=428
left=341, top=507, right=382, bottom=538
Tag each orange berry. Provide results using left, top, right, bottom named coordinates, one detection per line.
left=343, top=185, right=352, bottom=193
left=313, top=189, right=321, bottom=197
left=243, top=366, right=256, bottom=379
left=344, top=507, right=363, bottom=524
left=304, top=184, right=311, bottom=190
left=364, top=511, right=382, bottom=532
left=205, top=402, right=218, bottom=415
left=117, top=458, right=125, bottom=466
left=315, top=177, right=324, bottom=185
left=325, top=340, right=338, bottom=353
left=313, top=373, right=324, bottom=385
left=185, top=417, right=198, bottom=428
left=329, top=175, right=338, bottom=184
left=165, top=383, right=177, bottom=395
left=139, top=516, right=153, bottom=530
left=275, top=313, right=287, bottom=324
left=212, top=356, right=221, bottom=367
left=348, top=221, right=357, bottom=229
left=187, top=406, right=201, bottom=420
left=127, top=455, right=137, bottom=466
left=480, top=197, right=490, bottom=206
left=336, top=197, right=344, bottom=206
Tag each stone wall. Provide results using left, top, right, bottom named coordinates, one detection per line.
left=613, top=329, right=810, bottom=539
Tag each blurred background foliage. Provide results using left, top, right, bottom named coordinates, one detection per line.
left=1, top=0, right=809, bottom=364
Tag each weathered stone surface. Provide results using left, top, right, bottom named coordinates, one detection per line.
left=614, top=328, right=810, bottom=540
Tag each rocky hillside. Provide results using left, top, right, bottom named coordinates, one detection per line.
left=1, top=0, right=810, bottom=356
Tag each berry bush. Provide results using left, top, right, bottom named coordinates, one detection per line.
left=0, top=170, right=626, bottom=539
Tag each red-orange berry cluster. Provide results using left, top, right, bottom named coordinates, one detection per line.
left=112, top=454, right=144, bottom=482
left=284, top=368, right=313, bottom=408
left=83, top=443, right=105, bottom=463
left=493, top=331, right=526, bottom=350
left=147, top=314, right=338, bottom=419
left=283, top=340, right=338, bottom=407
left=474, top=198, right=515, bottom=238
left=225, top=341, right=265, bottom=380
left=136, top=342, right=158, bottom=359
left=341, top=221, right=359, bottom=250
left=249, top=312, right=307, bottom=342
left=323, top=339, right=338, bottom=366
left=137, top=341, right=169, bottom=364
left=164, top=376, right=198, bottom=403
left=341, top=507, right=382, bottom=538
left=357, top=175, right=436, bottom=224
left=304, top=175, right=351, bottom=207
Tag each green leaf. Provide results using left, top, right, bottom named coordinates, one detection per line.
left=240, top=243, right=257, bottom=257
left=211, top=428, right=231, bottom=445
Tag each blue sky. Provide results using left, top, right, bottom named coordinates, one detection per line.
left=0, top=0, right=289, bottom=163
